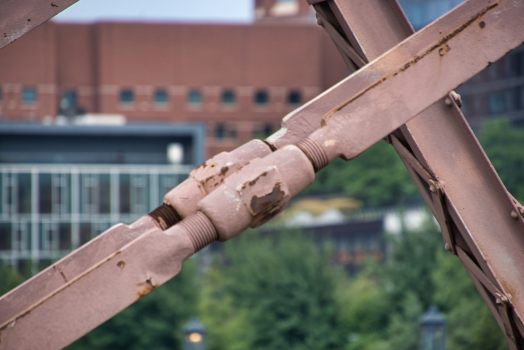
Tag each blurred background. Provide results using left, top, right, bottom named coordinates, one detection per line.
left=0, top=0, right=523, bottom=349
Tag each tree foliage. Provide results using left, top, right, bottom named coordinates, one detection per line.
left=0, top=264, right=25, bottom=297
left=479, top=118, right=524, bottom=201
left=336, top=221, right=508, bottom=350
left=303, top=141, right=419, bottom=207
left=199, top=231, right=347, bottom=350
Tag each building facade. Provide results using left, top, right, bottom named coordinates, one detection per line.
left=0, top=124, right=204, bottom=270
left=0, top=20, right=347, bottom=157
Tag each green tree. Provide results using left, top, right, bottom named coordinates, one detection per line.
left=385, top=222, right=442, bottom=311
left=68, top=258, right=198, bottom=350
left=0, top=264, right=26, bottom=296
left=303, top=141, right=418, bottom=207
left=336, top=266, right=391, bottom=350
left=200, top=231, right=347, bottom=350
left=479, top=118, right=524, bottom=201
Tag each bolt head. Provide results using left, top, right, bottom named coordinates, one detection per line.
left=511, top=210, right=519, bottom=219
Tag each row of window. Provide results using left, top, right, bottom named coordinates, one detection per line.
left=213, top=123, right=276, bottom=140
left=0, top=171, right=185, bottom=216
left=0, top=87, right=38, bottom=105
left=119, top=88, right=303, bottom=108
left=0, top=87, right=304, bottom=109
left=461, top=86, right=524, bottom=117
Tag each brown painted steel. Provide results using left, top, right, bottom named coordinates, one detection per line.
left=0, top=216, right=157, bottom=330
left=0, top=0, right=78, bottom=50
left=311, top=0, right=524, bottom=347
left=0, top=216, right=196, bottom=350
left=1, top=0, right=524, bottom=348
left=306, top=0, right=524, bottom=163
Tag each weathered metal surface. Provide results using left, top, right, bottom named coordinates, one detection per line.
left=0, top=0, right=79, bottom=50
left=0, top=216, right=196, bottom=350
left=0, top=216, right=157, bottom=330
left=1, top=0, right=524, bottom=348
left=162, top=139, right=272, bottom=221
left=306, top=0, right=524, bottom=163
left=198, top=145, right=315, bottom=241
left=311, top=0, right=524, bottom=347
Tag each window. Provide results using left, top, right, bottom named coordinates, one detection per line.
left=254, top=90, right=269, bottom=106
left=60, top=90, right=78, bottom=115
left=61, top=91, right=77, bottom=110
left=154, top=89, right=168, bottom=105
left=187, top=89, right=202, bottom=107
left=120, top=89, right=134, bottom=105
left=21, top=87, right=37, bottom=104
left=489, top=91, right=507, bottom=115
left=264, top=124, right=273, bottom=137
left=507, top=51, right=523, bottom=77
left=287, top=90, right=302, bottom=106
left=216, top=124, right=236, bottom=140
left=222, top=90, right=236, bottom=106
left=216, top=124, right=225, bottom=140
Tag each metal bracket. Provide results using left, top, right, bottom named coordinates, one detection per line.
left=391, top=135, right=456, bottom=254
left=315, top=12, right=367, bottom=68
left=456, top=246, right=519, bottom=348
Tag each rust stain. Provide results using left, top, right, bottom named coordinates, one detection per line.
left=439, top=44, right=451, bottom=56
left=248, top=171, right=268, bottom=187
left=249, top=182, right=285, bottom=215
left=50, top=2, right=58, bottom=7
left=320, top=2, right=499, bottom=124
left=137, top=278, right=155, bottom=299
left=117, top=261, right=125, bottom=269
left=53, top=265, right=69, bottom=283
left=220, top=166, right=229, bottom=176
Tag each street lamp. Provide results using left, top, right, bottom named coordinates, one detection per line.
left=183, top=318, right=206, bottom=350
left=419, top=306, right=446, bottom=350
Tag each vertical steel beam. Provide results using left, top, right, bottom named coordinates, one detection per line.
left=310, top=0, right=524, bottom=347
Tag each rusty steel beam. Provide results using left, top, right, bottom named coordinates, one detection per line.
left=309, top=0, right=524, bottom=348
left=1, top=0, right=524, bottom=348
left=0, top=0, right=79, bottom=50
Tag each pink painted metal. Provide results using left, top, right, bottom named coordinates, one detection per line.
left=198, top=145, right=315, bottom=240
left=0, top=0, right=79, bottom=50
left=309, top=0, right=524, bottom=347
left=0, top=217, right=196, bottom=350
left=163, top=139, right=272, bottom=220
left=1, top=0, right=524, bottom=348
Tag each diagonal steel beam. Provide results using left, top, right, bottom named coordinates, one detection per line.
left=1, top=0, right=523, bottom=348
left=0, top=0, right=79, bottom=50
left=309, top=0, right=524, bottom=348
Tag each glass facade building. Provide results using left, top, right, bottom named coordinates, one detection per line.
left=0, top=123, right=205, bottom=271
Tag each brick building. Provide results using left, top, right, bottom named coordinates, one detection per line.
left=0, top=20, right=347, bottom=157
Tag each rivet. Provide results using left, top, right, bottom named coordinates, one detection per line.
left=444, top=243, right=452, bottom=252
left=511, top=210, right=519, bottom=219
left=450, top=91, right=462, bottom=108
left=444, top=97, right=452, bottom=106
left=429, top=184, right=437, bottom=193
